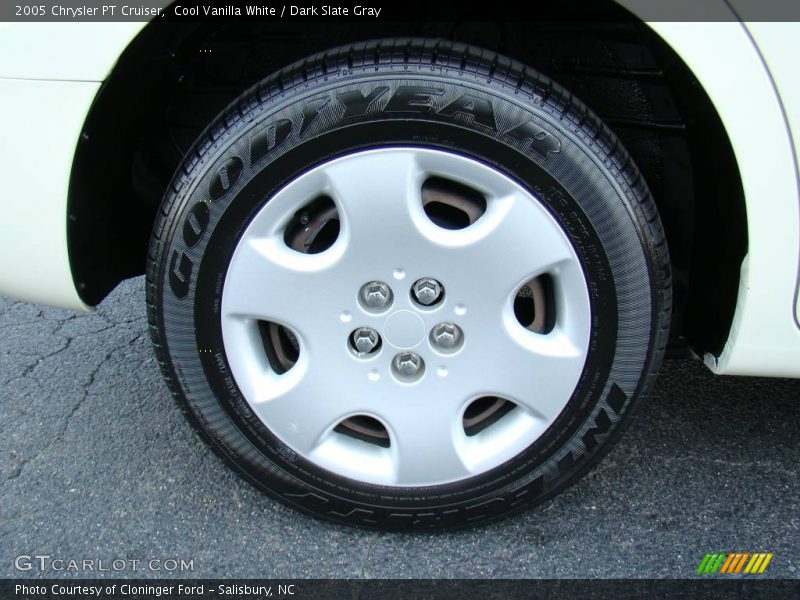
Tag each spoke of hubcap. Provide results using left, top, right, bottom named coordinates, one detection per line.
left=323, top=151, right=430, bottom=259
left=456, top=190, right=576, bottom=300
left=377, top=398, right=472, bottom=484
left=469, top=321, right=587, bottom=423
left=248, top=359, right=360, bottom=455
left=222, top=235, right=346, bottom=336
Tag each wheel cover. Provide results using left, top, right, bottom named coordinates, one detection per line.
left=220, top=148, right=591, bottom=487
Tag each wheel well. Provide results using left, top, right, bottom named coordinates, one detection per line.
left=68, top=5, right=746, bottom=358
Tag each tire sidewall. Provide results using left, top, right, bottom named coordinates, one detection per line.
left=154, top=67, right=657, bottom=524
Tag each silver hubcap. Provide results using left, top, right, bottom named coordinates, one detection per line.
left=221, top=148, right=591, bottom=486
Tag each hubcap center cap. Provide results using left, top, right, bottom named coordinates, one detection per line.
left=383, top=310, right=426, bottom=349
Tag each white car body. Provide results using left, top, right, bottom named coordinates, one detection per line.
left=0, top=5, right=799, bottom=377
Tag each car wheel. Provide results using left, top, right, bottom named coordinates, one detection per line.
left=147, top=38, right=671, bottom=530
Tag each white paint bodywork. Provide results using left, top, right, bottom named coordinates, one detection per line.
left=645, top=21, right=800, bottom=376
left=0, top=78, right=100, bottom=309
left=0, top=12, right=798, bottom=376
left=0, top=23, right=145, bottom=81
left=745, top=22, right=800, bottom=330
left=0, top=22, right=146, bottom=310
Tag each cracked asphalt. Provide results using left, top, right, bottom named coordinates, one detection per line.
left=1, top=276, right=798, bottom=579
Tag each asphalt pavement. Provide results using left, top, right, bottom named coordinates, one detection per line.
left=1, top=277, right=798, bottom=579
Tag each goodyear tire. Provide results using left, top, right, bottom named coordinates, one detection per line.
left=147, top=39, right=671, bottom=530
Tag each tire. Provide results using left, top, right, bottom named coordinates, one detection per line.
left=147, top=38, right=671, bottom=530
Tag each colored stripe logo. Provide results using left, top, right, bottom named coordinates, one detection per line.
left=696, top=553, right=773, bottom=574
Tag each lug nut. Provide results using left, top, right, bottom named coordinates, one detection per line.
left=392, top=352, right=424, bottom=381
left=430, top=322, right=463, bottom=351
left=351, top=327, right=381, bottom=355
left=360, top=281, right=393, bottom=311
left=412, top=278, right=443, bottom=306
